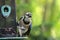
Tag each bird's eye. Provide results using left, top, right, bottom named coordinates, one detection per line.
left=29, top=16, right=31, bottom=18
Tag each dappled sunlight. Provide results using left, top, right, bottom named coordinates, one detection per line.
left=56, top=0, right=60, bottom=11
left=54, top=19, right=60, bottom=37
left=32, top=6, right=43, bottom=26
left=51, top=28, right=56, bottom=39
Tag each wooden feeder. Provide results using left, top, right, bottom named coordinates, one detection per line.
left=0, top=0, right=28, bottom=39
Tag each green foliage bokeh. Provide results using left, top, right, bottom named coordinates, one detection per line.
left=16, top=0, right=60, bottom=40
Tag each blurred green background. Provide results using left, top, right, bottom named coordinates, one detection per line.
left=16, top=0, right=60, bottom=40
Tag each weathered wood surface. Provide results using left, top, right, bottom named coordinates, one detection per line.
left=0, top=0, right=16, bottom=28
left=0, top=0, right=17, bottom=37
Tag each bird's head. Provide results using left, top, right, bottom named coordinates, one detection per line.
left=23, top=12, right=32, bottom=24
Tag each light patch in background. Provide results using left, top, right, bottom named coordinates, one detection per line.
left=55, top=19, right=60, bottom=37
left=32, top=6, right=43, bottom=26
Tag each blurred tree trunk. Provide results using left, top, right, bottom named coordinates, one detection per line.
left=40, top=0, right=56, bottom=40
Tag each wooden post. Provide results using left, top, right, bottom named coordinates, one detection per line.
left=0, top=0, right=5, bottom=28
left=0, top=0, right=16, bottom=37
left=0, top=0, right=16, bottom=29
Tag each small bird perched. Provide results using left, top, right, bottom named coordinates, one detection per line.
left=17, top=12, right=32, bottom=37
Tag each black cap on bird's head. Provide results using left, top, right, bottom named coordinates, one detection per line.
left=24, top=12, right=32, bottom=18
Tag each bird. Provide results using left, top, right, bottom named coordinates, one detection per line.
left=17, top=12, right=32, bottom=37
